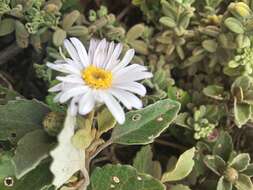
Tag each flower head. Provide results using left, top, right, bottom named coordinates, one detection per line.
left=47, top=38, right=152, bottom=124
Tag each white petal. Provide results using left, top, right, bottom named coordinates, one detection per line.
left=102, top=92, right=125, bottom=124
left=108, top=89, right=132, bottom=109
left=56, top=75, right=84, bottom=84
left=48, top=83, right=63, bottom=92
left=109, top=89, right=143, bottom=109
left=111, top=49, right=135, bottom=72
left=102, top=41, right=115, bottom=68
left=64, top=39, right=81, bottom=63
left=59, top=86, right=88, bottom=103
left=70, top=38, right=90, bottom=67
left=114, top=71, right=153, bottom=83
left=93, top=39, right=108, bottom=67
left=47, top=62, right=81, bottom=75
left=113, top=82, right=147, bottom=96
left=65, top=58, right=83, bottom=70
left=88, top=38, right=100, bottom=63
left=105, top=43, right=123, bottom=70
left=53, top=92, right=63, bottom=102
left=78, top=90, right=95, bottom=115
left=113, top=64, right=147, bottom=77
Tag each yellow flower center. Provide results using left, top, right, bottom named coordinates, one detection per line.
left=82, top=66, right=112, bottom=89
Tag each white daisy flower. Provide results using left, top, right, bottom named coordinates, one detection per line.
left=47, top=37, right=152, bottom=124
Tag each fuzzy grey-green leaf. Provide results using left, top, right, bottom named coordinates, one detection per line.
left=88, top=164, right=165, bottom=190
left=0, top=99, right=50, bottom=141
left=161, top=147, right=195, bottom=182
left=13, top=129, right=54, bottom=179
left=112, top=99, right=180, bottom=145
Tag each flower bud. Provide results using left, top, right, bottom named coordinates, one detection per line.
left=43, top=112, right=65, bottom=136
left=224, top=167, right=239, bottom=183
left=45, top=4, right=59, bottom=13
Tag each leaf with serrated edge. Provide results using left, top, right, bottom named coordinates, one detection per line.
left=13, top=129, right=54, bottom=179
left=50, top=111, right=89, bottom=189
left=161, top=147, right=195, bottom=182
left=88, top=164, right=165, bottom=190
left=112, top=99, right=180, bottom=145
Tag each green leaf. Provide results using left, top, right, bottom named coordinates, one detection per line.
left=161, top=147, right=195, bottom=182
left=159, top=17, right=176, bottom=28
left=112, top=99, right=180, bottom=145
left=174, top=112, right=191, bottom=129
left=133, top=145, right=162, bottom=179
left=88, top=164, right=165, bottom=190
left=224, top=17, right=244, bottom=34
left=53, top=28, right=67, bottom=47
left=213, top=132, right=233, bottom=162
left=217, top=177, right=232, bottom=190
left=71, top=128, right=94, bottom=149
left=203, top=85, right=224, bottom=100
left=229, top=153, right=250, bottom=172
left=0, top=85, right=22, bottom=105
left=126, top=23, right=145, bottom=41
left=0, top=153, right=15, bottom=181
left=0, top=160, right=53, bottom=190
left=242, top=164, right=253, bottom=177
left=97, top=107, right=116, bottom=136
left=202, top=40, right=218, bottom=53
left=0, top=99, right=50, bottom=141
left=235, top=174, right=253, bottom=190
left=0, top=18, right=15, bottom=36
left=234, top=98, right=251, bottom=127
left=129, top=40, right=149, bottom=55
left=13, top=129, right=54, bottom=179
left=204, top=155, right=226, bottom=176
left=171, top=184, right=191, bottom=190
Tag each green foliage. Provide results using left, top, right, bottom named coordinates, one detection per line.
left=204, top=132, right=253, bottom=190
left=161, top=147, right=195, bottom=182
left=13, top=129, right=54, bottom=179
left=2, top=0, right=253, bottom=189
left=0, top=99, right=50, bottom=141
left=133, top=145, right=162, bottom=179
left=88, top=164, right=165, bottom=190
left=112, top=99, right=180, bottom=145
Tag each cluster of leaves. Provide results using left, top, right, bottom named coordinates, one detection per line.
left=1, top=0, right=253, bottom=190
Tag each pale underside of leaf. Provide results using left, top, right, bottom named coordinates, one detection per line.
left=50, top=112, right=89, bottom=189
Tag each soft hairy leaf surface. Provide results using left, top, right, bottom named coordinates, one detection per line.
left=213, top=132, right=233, bottom=162
left=0, top=99, right=50, bottom=141
left=50, top=111, right=88, bottom=189
left=217, top=177, right=232, bottom=190
left=0, top=160, right=53, bottom=190
left=13, top=129, right=54, bottom=179
left=88, top=164, right=165, bottom=190
left=112, top=99, right=180, bottom=145
left=161, top=147, right=195, bottom=182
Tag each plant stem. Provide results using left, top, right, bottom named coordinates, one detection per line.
left=155, top=139, right=188, bottom=151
